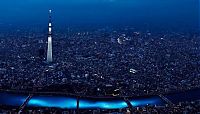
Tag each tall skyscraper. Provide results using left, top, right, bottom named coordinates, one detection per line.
left=47, top=10, right=53, bottom=62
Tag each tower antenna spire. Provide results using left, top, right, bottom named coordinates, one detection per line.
left=49, top=10, right=52, bottom=23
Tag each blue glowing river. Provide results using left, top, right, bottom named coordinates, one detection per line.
left=0, top=89, right=200, bottom=109
left=130, top=96, right=164, bottom=107
left=28, top=96, right=77, bottom=109
left=0, top=92, right=163, bottom=109
left=79, top=99, right=128, bottom=109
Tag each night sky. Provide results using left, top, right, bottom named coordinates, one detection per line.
left=0, top=0, right=198, bottom=30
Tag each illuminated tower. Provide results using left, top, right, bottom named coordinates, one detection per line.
left=47, top=10, right=53, bottom=62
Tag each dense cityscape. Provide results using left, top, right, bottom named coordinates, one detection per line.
left=0, top=26, right=199, bottom=97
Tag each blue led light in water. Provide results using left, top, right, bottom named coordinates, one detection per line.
left=79, top=100, right=128, bottom=109
left=0, top=92, right=165, bottom=109
left=130, top=96, right=164, bottom=107
left=28, top=96, right=128, bottom=109
left=28, top=96, right=77, bottom=109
